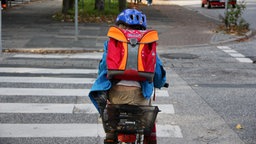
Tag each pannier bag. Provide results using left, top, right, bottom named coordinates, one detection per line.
left=106, top=26, right=158, bottom=82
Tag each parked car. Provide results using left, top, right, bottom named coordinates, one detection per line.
left=1, top=0, right=7, bottom=9
left=1, top=0, right=7, bottom=8
left=201, top=0, right=237, bottom=9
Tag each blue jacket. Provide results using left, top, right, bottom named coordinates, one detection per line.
left=89, top=41, right=166, bottom=112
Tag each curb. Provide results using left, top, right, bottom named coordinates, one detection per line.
left=2, top=48, right=104, bottom=54
left=210, top=30, right=254, bottom=45
left=1, top=30, right=253, bottom=54
left=2, top=29, right=253, bottom=54
left=167, top=1, right=255, bottom=46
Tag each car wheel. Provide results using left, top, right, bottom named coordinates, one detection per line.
left=201, top=3, right=205, bottom=7
left=207, top=1, right=211, bottom=9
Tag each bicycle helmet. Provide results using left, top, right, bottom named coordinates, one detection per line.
left=116, top=9, right=147, bottom=30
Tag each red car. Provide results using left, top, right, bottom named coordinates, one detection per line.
left=1, top=0, right=7, bottom=9
left=201, top=0, right=236, bottom=8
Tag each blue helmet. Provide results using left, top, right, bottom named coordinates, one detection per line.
left=116, top=9, right=147, bottom=30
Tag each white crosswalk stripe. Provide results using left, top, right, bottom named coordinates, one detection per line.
left=217, top=46, right=253, bottom=63
left=0, top=53, right=183, bottom=142
left=0, top=88, right=169, bottom=97
left=0, top=103, right=174, bottom=114
left=0, top=76, right=96, bottom=84
left=0, top=67, right=98, bottom=74
left=11, top=53, right=103, bottom=59
left=0, top=124, right=183, bottom=138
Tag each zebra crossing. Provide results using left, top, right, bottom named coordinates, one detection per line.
left=0, top=53, right=183, bottom=143
left=217, top=46, right=254, bottom=63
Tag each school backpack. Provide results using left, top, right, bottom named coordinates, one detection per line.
left=106, top=26, right=158, bottom=82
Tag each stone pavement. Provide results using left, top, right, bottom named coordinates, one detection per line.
left=1, top=0, right=248, bottom=53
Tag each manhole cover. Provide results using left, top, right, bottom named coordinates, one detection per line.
left=161, top=53, right=199, bottom=59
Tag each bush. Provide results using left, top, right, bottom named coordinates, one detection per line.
left=219, top=0, right=250, bottom=35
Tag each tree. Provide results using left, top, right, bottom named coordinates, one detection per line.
left=118, top=0, right=126, bottom=12
left=95, top=0, right=104, bottom=11
left=62, top=0, right=75, bottom=15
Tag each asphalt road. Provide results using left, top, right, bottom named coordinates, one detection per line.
left=171, top=0, right=256, bottom=30
left=160, top=40, right=256, bottom=144
left=0, top=0, right=256, bottom=143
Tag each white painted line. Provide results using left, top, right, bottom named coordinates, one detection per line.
left=217, top=46, right=231, bottom=50
left=0, top=124, right=105, bottom=137
left=236, top=58, right=253, bottom=63
left=223, top=49, right=237, bottom=53
left=0, top=79, right=167, bottom=95
left=0, top=124, right=183, bottom=138
left=157, top=124, right=183, bottom=138
left=0, top=76, right=95, bottom=84
left=157, top=104, right=175, bottom=114
left=0, top=103, right=173, bottom=114
left=74, top=104, right=98, bottom=114
left=228, top=53, right=245, bottom=58
left=155, top=89, right=169, bottom=97
left=0, top=67, right=97, bottom=74
left=0, top=88, right=90, bottom=96
left=0, top=88, right=169, bottom=97
left=12, top=53, right=103, bottom=60
left=0, top=103, right=97, bottom=114
left=217, top=46, right=253, bottom=63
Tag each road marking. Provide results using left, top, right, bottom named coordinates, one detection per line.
left=0, top=103, right=174, bottom=114
left=0, top=54, right=183, bottom=140
left=236, top=58, right=254, bottom=63
left=158, top=104, right=175, bottom=114
left=157, top=124, right=183, bottom=138
left=217, top=46, right=231, bottom=50
left=0, top=88, right=169, bottom=97
left=222, top=49, right=237, bottom=53
left=155, top=89, right=169, bottom=97
left=0, top=124, right=183, bottom=138
left=0, top=88, right=90, bottom=96
left=217, top=46, right=253, bottom=63
left=228, top=53, right=245, bottom=58
left=0, top=76, right=95, bottom=84
left=12, top=53, right=103, bottom=60
left=0, top=103, right=97, bottom=114
left=0, top=124, right=105, bottom=137
left=0, top=67, right=98, bottom=74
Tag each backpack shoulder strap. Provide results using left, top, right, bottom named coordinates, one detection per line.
left=107, top=26, right=128, bottom=42
left=140, top=30, right=158, bottom=43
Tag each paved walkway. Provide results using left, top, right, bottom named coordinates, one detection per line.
left=1, top=0, right=244, bottom=52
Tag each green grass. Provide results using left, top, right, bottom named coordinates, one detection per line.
left=79, top=0, right=120, bottom=16
left=52, top=0, right=121, bottom=23
left=53, top=0, right=143, bottom=23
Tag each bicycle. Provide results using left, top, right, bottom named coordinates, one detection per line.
left=102, top=104, right=160, bottom=144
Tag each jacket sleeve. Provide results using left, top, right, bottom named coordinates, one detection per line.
left=88, top=41, right=112, bottom=113
left=98, top=41, right=108, bottom=75
left=153, top=54, right=166, bottom=89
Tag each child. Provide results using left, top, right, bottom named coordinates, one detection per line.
left=89, top=8, right=166, bottom=144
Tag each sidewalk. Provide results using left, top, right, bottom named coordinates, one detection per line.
left=1, top=0, right=246, bottom=53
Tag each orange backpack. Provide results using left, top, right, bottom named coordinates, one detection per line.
left=106, top=26, right=158, bottom=82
